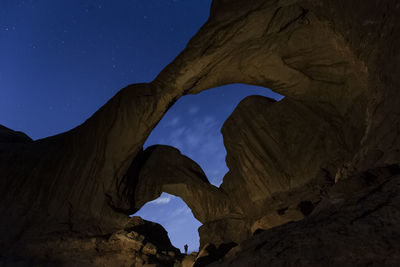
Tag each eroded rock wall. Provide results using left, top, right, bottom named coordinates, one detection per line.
left=1, top=216, right=181, bottom=267
left=209, top=172, right=400, bottom=267
left=129, top=145, right=242, bottom=223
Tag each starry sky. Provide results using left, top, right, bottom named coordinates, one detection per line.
left=1, top=0, right=282, bottom=253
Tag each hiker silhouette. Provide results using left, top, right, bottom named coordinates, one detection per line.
left=184, top=244, right=188, bottom=254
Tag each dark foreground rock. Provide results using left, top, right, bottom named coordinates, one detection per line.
left=1, top=216, right=181, bottom=267
left=0, top=125, right=32, bottom=143
left=209, top=174, right=400, bottom=267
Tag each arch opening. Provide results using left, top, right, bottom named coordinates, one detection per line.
left=133, top=192, right=201, bottom=254
left=146, top=83, right=283, bottom=186
left=131, top=83, right=283, bottom=252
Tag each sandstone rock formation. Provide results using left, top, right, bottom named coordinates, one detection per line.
left=130, top=145, right=241, bottom=223
left=193, top=242, right=238, bottom=267
left=0, top=216, right=181, bottom=266
left=1, top=0, right=399, bottom=266
left=210, top=172, right=400, bottom=267
left=182, top=252, right=198, bottom=267
left=0, top=125, right=32, bottom=143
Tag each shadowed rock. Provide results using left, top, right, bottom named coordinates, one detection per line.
left=209, top=173, right=400, bottom=267
left=130, top=145, right=242, bottom=223
left=193, top=242, right=237, bottom=267
left=0, top=125, right=32, bottom=143
left=1, top=216, right=181, bottom=266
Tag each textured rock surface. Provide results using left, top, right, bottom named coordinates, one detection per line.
left=122, top=145, right=248, bottom=249
left=1, top=0, right=399, bottom=265
left=181, top=253, right=197, bottom=267
left=209, top=173, right=400, bottom=267
left=1, top=216, right=181, bottom=266
left=193, top=242, right=237, bottom=267
left=130, top=145, right=241, bottom=223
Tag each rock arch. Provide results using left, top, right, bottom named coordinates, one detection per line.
left=1, top=0, right=399, bottom=265
left=125, top=145, right=239, bottom=224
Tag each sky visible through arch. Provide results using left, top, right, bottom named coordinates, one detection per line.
left=1, top=0, right=283, bottom=253
left=135, top=85, right=282, bottom=253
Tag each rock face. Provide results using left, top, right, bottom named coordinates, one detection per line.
left=130, top=145, right=241, bottom=223
left=1, top=0, right=400, bottom=265
left=210, top=172, right=400, bottom=267
left=1, top=216, right=180, bottom=267
left=0, top=125, right=32, bottom=143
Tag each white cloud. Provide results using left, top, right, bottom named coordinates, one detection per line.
left=148, top=113, right=228, bottom=186
left=149, top=195, right=172, bottom=205
left=169, top=205, right=192, bottom=218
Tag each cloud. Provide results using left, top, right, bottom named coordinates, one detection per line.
left=147, top=113, right=228, bottom=186
left=148, top=195, right=172, bottom=205
left=188, top=106, right=199, bottom=115
left=179, top=116, right=218, bottom=151
left=171, top=126, right=186, bottom=137
left=169, top=205, right=192, bottom=218
left=185, top=134, right=201, bottom=147
left=168, top=126, right=186, bottom=151
left=202, top=116, right=216, bottom=126
left=165, top=116, right=181, bottom=127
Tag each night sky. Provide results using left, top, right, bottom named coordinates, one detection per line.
left=1, top=0, right=282, bottom=252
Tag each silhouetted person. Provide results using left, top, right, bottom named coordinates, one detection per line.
left=184, top=244, right=188, bottom=254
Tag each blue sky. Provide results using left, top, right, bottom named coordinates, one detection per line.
left=1, top=0, right=282, bottom=252
left=137, top=84, right=282, bottom=252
